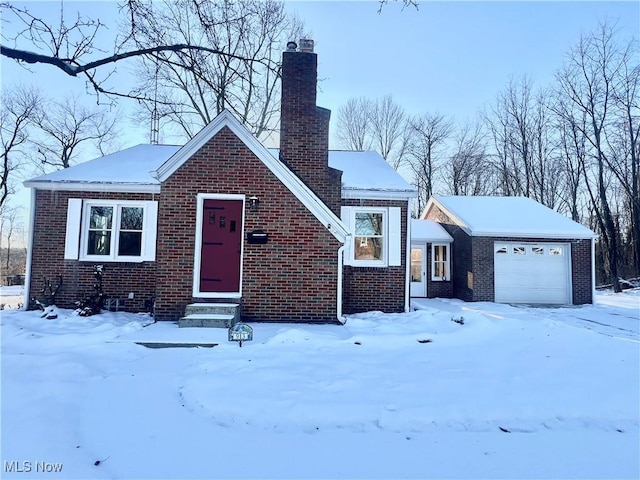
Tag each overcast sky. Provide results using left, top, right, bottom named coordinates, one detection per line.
left=2, top=0, right=639, bottom=226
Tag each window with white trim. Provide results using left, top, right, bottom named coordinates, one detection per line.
left=340, top=206, right=402, bottom=267
left=431, top=244, right=450, bottom=281
left=354, top=210, right=385, bottom=263
left=65, top=199, right=158, bottom=262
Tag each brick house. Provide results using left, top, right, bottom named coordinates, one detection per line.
left=23, top=40, right=417, bottom=323
left=411, top=195, right=596, bottom=305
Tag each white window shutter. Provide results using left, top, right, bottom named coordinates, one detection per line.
left=340, top=206, right=353, bottom=266
left=142, top=201, right=159, bottom=261
left=388, top=207, right=401, bottom=266
left=64, top=199, right=82, bottom=260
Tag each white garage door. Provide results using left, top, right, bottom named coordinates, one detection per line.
left=494, top=243, right=571, bottom=304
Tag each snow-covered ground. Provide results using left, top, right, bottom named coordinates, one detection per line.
left=0, top=285, right=24, bottom=310
left=1, top=286, right=638, bottom=479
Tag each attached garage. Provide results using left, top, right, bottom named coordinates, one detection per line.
left=494, top=242, right=571, bottom=304
left=422, top=195, right=597, bottom=306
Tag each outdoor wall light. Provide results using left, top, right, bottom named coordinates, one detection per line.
left=248, top=196, right=260, bottom=210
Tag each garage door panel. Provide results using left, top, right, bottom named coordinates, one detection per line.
left=495, top=286, right=568, bottom=304
left=494, top=243, right=571, bottom=304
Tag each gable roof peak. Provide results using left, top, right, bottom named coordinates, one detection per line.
left=155, top=110, right=349, bottom=243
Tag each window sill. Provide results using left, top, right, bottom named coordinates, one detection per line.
left=79, top=256, right=146, bottom=263
left=349, top=261, right=389, bottom=268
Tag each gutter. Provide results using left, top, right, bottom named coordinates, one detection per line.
left=591, top=237, right=596, bottom=304
left=336, top=244, right=347, bottom=324
left=22, top=181, right=161, bottom=194
left=405, top=203, right=411, bottom=312
left=22, top=188, right=36, bottom=311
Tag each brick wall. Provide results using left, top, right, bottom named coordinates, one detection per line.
left=280, top=49, right=342, bottom=215
left=155, top=127, right=342, bottom=322
left=342, top=199, right=408, bottom=314
left=426, top=204, right=593, bottom=305
left=570, top=238, right=593, bottom=304
left=28, top=190, right=157, bottom=312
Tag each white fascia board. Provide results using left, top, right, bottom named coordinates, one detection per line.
left=23, top=181, right=160, bottom=194
left=412, top=236, right=453, bottom=243
left=422, top=196, right=472, bottom=235
left=468, top=230, right=597, bottom=239
left=155, top=109, right=349, bottom=243
left=341, top=188, right=417, bottom=201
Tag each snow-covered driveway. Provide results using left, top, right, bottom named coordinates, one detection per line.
left=413, top=293, right=639, bottom=342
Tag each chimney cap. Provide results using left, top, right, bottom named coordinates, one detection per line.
left=286, top=41, right=297, bottom=52
left=299, top=39, right=314, bottom=53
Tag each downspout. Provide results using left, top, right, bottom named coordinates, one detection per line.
left=337, top=243, right=347, bottom=324
left=22, top=188, right=36, bottom=311
left=591, top=237, right=596, bottom=304
left=404, top=201, right=412, bottom=312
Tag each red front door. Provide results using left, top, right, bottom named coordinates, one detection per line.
left=199, top=199, right=243, bottom=293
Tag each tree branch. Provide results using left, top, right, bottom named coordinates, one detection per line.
left=1, top=43, right=269, bottom=77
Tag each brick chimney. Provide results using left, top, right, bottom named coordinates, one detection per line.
left=280, top=40, right=342, bottom=214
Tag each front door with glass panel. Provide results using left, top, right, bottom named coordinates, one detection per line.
left=410, top=244, right=426, bottom=297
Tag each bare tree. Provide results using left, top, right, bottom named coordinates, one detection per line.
left=530, top=88, right=563, bottom=208
left=607, top=38, right=640, bottom=276
left=377, top=0, right=419, bottom=13
left=0, top=2, right=275, bottom=104
left=484, top=77, right=563, bottom=208
left=31, top=95, right=119, bottom=171
left=408, top=112, right=454, bottom=212
left=371, top=95, right=411, bottom=170
left=554, top=22, right=626, bottom=291
left=125, top=0, right=304, bottom=141
left=335, top=97, right=372, bottom=150
left=446, top=121, right=491, bottom=196
left=0, top=204, right=20, bottom=274
left=0, top=85, right=41, bottom=208
left=555, top=98, right=588, bottom=222
left=334, top=95, right=411, bottom=170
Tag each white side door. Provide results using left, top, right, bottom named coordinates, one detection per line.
left=410, top=244, right=427, bottom=297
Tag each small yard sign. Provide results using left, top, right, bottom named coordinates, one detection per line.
left=228, top=323, right=253, bottom=347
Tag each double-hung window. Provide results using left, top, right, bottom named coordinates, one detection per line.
left=354, top=210, right=385, bottom=263
left=341, top=206, right=402, bottom=267
left=431, top=243, right=450, bottom=281
left=65, top=199, right=158, bottom=262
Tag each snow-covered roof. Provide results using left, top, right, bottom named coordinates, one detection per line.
left=270, top=148, right=416, bottom=199
left=425, top=195, right=596, bottom=239
left=25, top=110, right=353, bottom=243
left=25, top=142, right=416, bottom=200
left=411, top=219, right=453, bottom=242
left=24, top=145, right=180, bottom=193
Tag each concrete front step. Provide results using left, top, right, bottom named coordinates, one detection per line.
left=184, top=302, right=239, bottom=317
left=179, top=302, right=241, bottom=328
left=179, top=313, right=236, bottom=328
